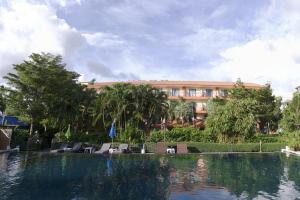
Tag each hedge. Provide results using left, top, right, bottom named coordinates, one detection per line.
left=10, top=129, right=29, bottom=150
left=246, top=134, right=283, bottom=143
left=144, top=142, right=285, bottom=153
left=150, top=128, right=215, bottom=143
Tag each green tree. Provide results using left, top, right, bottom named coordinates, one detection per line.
left=230, top=81, right=279, bottom=132
left=0, top=85, right=6, bottom=113
left=4, top=53, right=87, bottom=141
left=92, top=83, right=168, bottom=142
left=173, top=99, right=194, bottom=125
left=280, top=92, right=300, bottom=132
left=206, top=98, right=257, bottom=142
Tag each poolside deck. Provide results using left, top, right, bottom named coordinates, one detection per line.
left=281, top=147, right=300, bottom=156
left=0, top=147, right=19, bottom=154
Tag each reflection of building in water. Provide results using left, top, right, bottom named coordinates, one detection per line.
left=169, top=156, right=225, bottom=193
left=0, top=153, right=9, bottom=170
left=197, top=158, right=208, bottom=187
left=159, top=156, right=169, bottom=168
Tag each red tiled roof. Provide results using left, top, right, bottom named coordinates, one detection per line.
left=84, top=80, right=264, bottom=89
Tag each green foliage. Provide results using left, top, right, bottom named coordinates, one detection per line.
left=4, top=53, right=97, bottom=147
left=230, top=81, right=280, bottom=132
left=10, top=129, right=29, bottom=150
left=206, top=98, right=257, bottom=142
left=0, top=85, right=6, bottom=112
left=92, top=83, right=168, bottom=143
left=150, top=127, right=214, bottom=142
left=166, top=99, right=195, bottom=124
left=282, top=131, right=300, bottom=150
left=191, top=129, right=216, bottom=142
left=206, top=80, right=281, bottom=142
left=144, top=142, right=284, bottom=153
left=246, top=134, right=282, bottom=143
left=149, top=130, right=165, bottom=142
left=280, top=93, right=300, bottom=132
left=120, top=125, right=145, bottom=144
left=173, top=100, right=194, bottom=123
left=53, top=131, right=111, bottom=144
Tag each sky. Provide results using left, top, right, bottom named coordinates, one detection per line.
left=0, top=0, right=300, bottom=99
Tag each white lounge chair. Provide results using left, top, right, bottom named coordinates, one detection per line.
left=95, top=143, right=111, bottom=154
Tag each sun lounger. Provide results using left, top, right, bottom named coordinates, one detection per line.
left=155, top=142, right=167, bottom=154
left=50, top=143, right=69, bottom=153
left=177, top=143, right=188, bottom=154
left=110, top=143, right=130, bottom=154
left=94, top=143, right=111, bottom=154
left=118, top=143, right=129, bottom=153
left=63, top=142, right=83, bottom=153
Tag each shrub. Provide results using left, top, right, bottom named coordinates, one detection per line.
left=191, top=129, right=216, bottom=142
left=149, top=127, right=214, bottom=142
left=282, top=131, right=300, bottom=150
left=10, top=128, right=29, bottom=150
left=149, top=130, right=165, bottom=143
left=144, top=142, right=285, bottom=153
left=53, top=131, right=111, bottom=145
left=167, top=128, right=192, bottom=142
left=120, top=126, right=145, bottom=144
left=246, top=134, right=282, bottom=143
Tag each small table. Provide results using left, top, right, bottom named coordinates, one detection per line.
left=84, top=147, right=94, bottom=154
left=167, top=147, right=175, bottom=154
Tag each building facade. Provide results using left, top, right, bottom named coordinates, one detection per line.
left=84, top=80, right=264, bottom=119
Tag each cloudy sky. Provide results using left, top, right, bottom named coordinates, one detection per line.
left=1, top=0, right=300, bottom=99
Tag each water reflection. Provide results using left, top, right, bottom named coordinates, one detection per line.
left=1, top=153, right=300, bottom=199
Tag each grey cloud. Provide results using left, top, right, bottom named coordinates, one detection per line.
left=293, top=55, right=300, bottom=64
left=87, top=61, right=139, bottom=80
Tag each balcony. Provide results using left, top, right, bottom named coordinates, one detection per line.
left=167, top=95, right=212, bottom=100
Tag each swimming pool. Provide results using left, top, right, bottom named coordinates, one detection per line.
left=0, top=153, right=299, bottom=200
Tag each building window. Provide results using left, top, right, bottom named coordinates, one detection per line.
left=205, top=89, right=213, bottom=97
left=188, top=89, right=196, bottom=96
left=220, top=89, right=228, bottom=97
left=171, top=88, right=179, bottom=96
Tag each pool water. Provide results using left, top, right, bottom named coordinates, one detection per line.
left=0, top=153, right=300, bottom=200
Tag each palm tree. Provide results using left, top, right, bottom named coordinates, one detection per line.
left=173, top=100, right=193, bottom=126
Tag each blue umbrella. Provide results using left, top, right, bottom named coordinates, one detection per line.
left=109, top=121, right=117, bottom=144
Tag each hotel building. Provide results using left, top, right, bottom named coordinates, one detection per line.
left=84, top=80, right=264, bottom=119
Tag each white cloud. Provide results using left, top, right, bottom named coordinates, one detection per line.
left=0, top=1, right=85, bottom=80
left=203, top=0, right=300, bottom=100
left=83, top=32, right=126, bottom=48
left=210, top=37, right=300, bottom=99
left=175, top=27, right=241, bottom=60
left=45, top=0, right=82, bottom=7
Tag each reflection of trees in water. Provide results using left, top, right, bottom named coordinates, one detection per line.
left=5, top=154, right=171, bottom=200
left=4, top=153, right=300, bottom=200
left=81, top=156, right=171, bottom=200
left=0, top=153, right=23, bottom=200
left=285, top=156, right=300, bottom=191
left=206, top=154, right=284, bottom=199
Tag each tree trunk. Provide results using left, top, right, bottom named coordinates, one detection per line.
left=29, top=122, right=34, bottom=136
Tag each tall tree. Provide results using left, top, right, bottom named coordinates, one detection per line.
left=4, top=53, right=85, bottom=138
left=206, top=80, right=280, bottom=141
left=173, top=99, right=193, bottom=125
left=0, top=86, right=6, bottom=113
left=280, top=92, right=300, bottom=132
left=230, top=81, right=278, bottom=132
left=92, top=83, right=168, bottom=141
left=205, top=98, right=257, bottom=142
